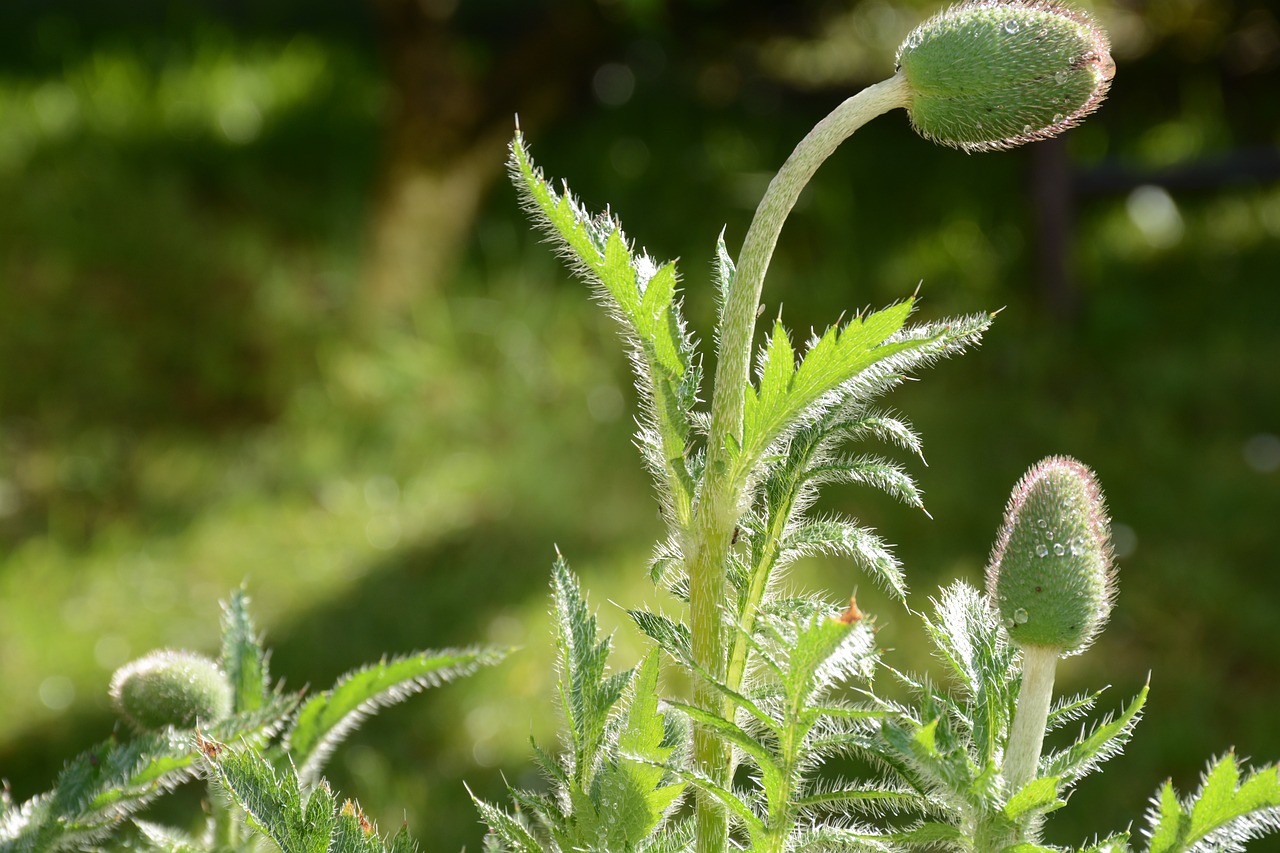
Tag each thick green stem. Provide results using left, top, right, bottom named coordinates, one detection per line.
left=1004, top=644, right=1060, bottom=794
left=689, top=74, right=911, bottom=853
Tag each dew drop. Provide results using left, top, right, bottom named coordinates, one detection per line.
left=1053, top=542, right=1066, bottom=556
left=1022, top=124, right=1032, bottom=134
left=1052, top=113, right=1064, bottom=123
left=1003, top=617, right=1016, bottom=629
left=1013, top=608, right=1029, bottom=624
left=1037, top=518, right=1047, bottom=529
left=1035, top=543, right=1049, bottom=558
left=1055, top=70, right=1069, bottom=84
left=1003, top=19, right=1020, bottom=34
left=907, top=32, right=923, bottom=49
left=1069, top=538, right=1084, bottom=556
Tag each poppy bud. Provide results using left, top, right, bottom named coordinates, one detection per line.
left=110, top=649, right=233, bottom=730
left=897, top=0, right=1113, bottom=152
left=987, top=456, right=1116, bottom=653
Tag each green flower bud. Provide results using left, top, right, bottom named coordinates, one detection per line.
left=987, top=456, right=1116, bottom=653
left=109, top=649, right=232, bottom=731
left=897, top=0, right=1114, bottom=152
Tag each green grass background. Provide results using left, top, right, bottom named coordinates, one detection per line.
left=1, top=2, right=1278, bottom=851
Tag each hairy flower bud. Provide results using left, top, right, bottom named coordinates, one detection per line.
left=110, top=649, right=232, bottom=731
left=987, top=456, right=1116, bottom=653
left=897, top=0, right=1113, bottom=152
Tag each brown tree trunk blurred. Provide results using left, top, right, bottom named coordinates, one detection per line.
left=361, top=0, right=603, bottom=326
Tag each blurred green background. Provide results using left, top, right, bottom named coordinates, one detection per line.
left=1, top=0, right=1278, bottom=850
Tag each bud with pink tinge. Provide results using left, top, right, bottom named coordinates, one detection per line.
left=897, top=1, right=1114, bottom=152
left=987, top=455, right=1116, bottom=653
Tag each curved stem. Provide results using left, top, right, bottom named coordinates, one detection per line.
left=707, top=74, right=911, bottom=461
left=689, top=74, right=911, bottom=853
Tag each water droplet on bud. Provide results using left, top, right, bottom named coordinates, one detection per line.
left=1003, top=19, right=1020, bottom=34
left=1013, top=608, right=1029, bottom=624
left=1035, top=543, right=1049, bottom=558
left=1053, top=542, right=1066, bottom=556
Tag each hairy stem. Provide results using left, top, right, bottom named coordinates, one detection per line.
left=689, top=74, right=911, bottom=853
left=1004, top=645, right=1060, bottom=795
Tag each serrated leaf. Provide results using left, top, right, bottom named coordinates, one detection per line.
left=1003, top=776, right=1064, bottom=822
left=221, top=586, right=268, bottom=713
left=1044, top=683, right=1147, bottom=786
left=1147, top=779, right=1188, bottom=853
left=803, top=453, right=923, bottom=508
left=202, top=741, right=304, bottom=851
left=781, top=518, right=906, bottom=600
left=632, top=761, right=765, bottom=841
left=471, top=792, right=548, bottom=853
left=590, top=652, right=687, bottom=848
left=550, top=555, right=629, bottom=787
left=920, top=581, right=1017, bottom=767
left=1, top=699, right=292, bottom=853
left=628, top=609, right=692, bottom=665
left=739, top=301, right=921, bottom=464
left=1145, top=754, right=1280, bottom=853
left=509, top=132, right=698, bottom=528
left=785, top=616, right=861, bottom=709
left=287, top=646, right=505, bottom=785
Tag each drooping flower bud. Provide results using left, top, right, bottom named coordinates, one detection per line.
left=110, top=649, right=233, bottom=731
left=897, top=0, right=1114, bottom=152
left=987, top=456, right=1116, bottom=654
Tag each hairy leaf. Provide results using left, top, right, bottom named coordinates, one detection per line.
left=287, top=647, right=506, bottom=785
left=221, top=586, right=269, bottom=714
left=1144, top=754, right=1280, bottom=853
left=509, top=132, right=699, bottom=529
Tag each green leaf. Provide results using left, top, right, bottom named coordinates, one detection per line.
left=1078, top=832, right=1131, bottom=853
left=1, top=699, right=293, bottom=853
left=803, top=453, right=923, bottom=509
left=202, top=740, right=305, bottom=852
left=470, top=791, right=549, bottom=853
left=782, top=519, right=906, bottom=600
left=739, top=300, right=922, bottom=465
left=1146, top=779, right=1188, bottom=853
left=1043, top=683, right=1147, bottom=786
left=784, top=615, right=868, bottom=711
left=1145, top=754, right=1280, bottom=853
left=509, top=131, right=698, bottom=527
left=590, top=652, right=687, bottom=848
left=892, top=821, right=968, bottom=847
left=920, top=581, right=1017, bottom=767
left=665, top=700, right=780, bottom=780
left=133, top=820, right=205, bottom=853
left=628, top=609, right=692, bottom=665
left=202, top=739, right=415, bottom=853
left=636, top=762, right=766, bottom=842
left=1003, top=776, right=1064, bottom=822
left=221, top=586, right=268, bottom=713
left=287, top=646, right=506, bottom=785
left=549, top=554, right=629, bottom=788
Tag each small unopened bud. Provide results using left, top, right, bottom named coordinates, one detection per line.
left=987, top=456, right=1116, bottom=653
left=110, top=649, right=233, bottom=731
left=897, top=0, right=1113, bottom=152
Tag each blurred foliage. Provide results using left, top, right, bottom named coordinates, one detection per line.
left=1, top=1, right=1278, bottom=853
